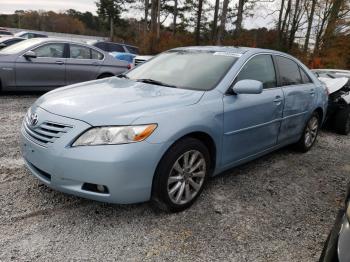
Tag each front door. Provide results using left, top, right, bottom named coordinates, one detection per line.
left=222, top=54, right=284, bottom=166
left=15, top=42, right=66, bottom=90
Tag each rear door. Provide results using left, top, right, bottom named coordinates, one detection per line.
left=65, top=44, right=103, bottom=85
left=274, top=55, right=317, bottom=142
left=15, top=42, right=66, bottom=90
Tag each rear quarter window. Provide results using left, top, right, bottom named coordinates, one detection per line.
left=108, top=43, right=125, bottom=52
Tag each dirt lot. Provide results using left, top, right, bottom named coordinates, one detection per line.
left=0, top=94, right=349, bottom=262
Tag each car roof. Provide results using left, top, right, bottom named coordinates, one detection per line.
left=170, top=46, right=292, bottom=57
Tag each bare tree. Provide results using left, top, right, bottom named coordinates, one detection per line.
left=144, top=0, right=149, bottom=35
left=234, top=0, right=246, bottom=37
left=172, top=0, right=178, bottom=35
left=217, top=0, right=229, bottom=44
left=303, top=0, right=317, bottom=52
left=195, top=0, right=204, bottom=45
left=150, top=0, right=159, bottom=53
left=212, top=0, right=220, bottom=42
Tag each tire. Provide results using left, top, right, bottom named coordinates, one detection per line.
left=97, top=73, right=114, bottom=79
left=334, top=106, right=350, bottom=135
left=296, top=112, right=320, bottom=152
left=151, top=137, right=210, bottom=212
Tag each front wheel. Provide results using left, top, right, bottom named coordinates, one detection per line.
left=151, top=137, right=210, bottom=212
left=296, top=112, right=320, bottom=152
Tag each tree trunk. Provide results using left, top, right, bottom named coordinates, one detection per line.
left=157, top=0, right=161, bottom=39
left=212, top=0, right=220, bottom=42
left=280, top=0, right=291, bottom=48
left=303, top=0, right=317, bottom=53
left=172, top=0, right=178, bottom=36
left=195, top=0, right=203, bottom=45
left=150, top=0, right=158, bottom=53
left=277, top=0, right=285, bottom=46
left=110, top=16, right=114, bottom=40
left=322, top=0, right=344, bottom=50
left=235, top=0, right=245, bottom=37
left=144, top=0, right=149, bottom=35
left=288, top=0, right=301, bottom=50
left=216, top=0, right=229, bottom=45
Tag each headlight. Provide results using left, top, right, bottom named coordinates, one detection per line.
left=72, top=124, right=157, bottom=146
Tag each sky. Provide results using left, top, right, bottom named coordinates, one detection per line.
left=0, top=0, right=276, bottom=29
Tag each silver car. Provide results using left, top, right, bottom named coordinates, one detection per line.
left=0, top=38, right=129, bottom=91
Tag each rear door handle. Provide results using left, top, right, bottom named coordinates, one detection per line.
left=55, top=61, right=64, bottom=65
left=92, top=62, right=100, bottom=66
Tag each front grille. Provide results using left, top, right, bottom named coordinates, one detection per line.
left=23, top=115, right=72, bottom=146
left=134, top=59, right=147, bottom=66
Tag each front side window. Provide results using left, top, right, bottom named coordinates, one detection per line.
left=275, top=56, right=302, bottom=86
left=126, top=50, right=238, bottom=91
left=70, top=44, right=91, bottom=59
left=33, top=43, right=65, bottom=58
left=236, top=54, right=277, bottom=89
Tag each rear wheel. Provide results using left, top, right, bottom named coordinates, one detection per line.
left=296, top=112, right=320, bottom=152
left=334, top=106, right=350, bottom=135
left=151, top=137, right=210, bottom=212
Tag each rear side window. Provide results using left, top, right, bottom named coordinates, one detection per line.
left=299, top=67, right=312, bottom=84
left=275, top=56, right=302, bottom=86
left=108, top=43, right=125, bottom=52
left=91, top=49, right=104, bottom=60
left=70, top=44, right=91, bottom=59
left=236, top=54, right=277, bottom=89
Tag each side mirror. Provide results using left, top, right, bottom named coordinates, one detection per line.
left=0, top=43, right=6, bottom=49
left=23, top=51, right=37, bottom=60
left=232, top=79, right=263, bottom=94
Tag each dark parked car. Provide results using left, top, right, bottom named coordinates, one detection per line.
left=0, top=36, right=25, bottom=50
left=0, top=28, right=13, bottom=37
left=14, top=31, right=48, bottom=39
left=0, top=38, right=129, bottom=92
left=320, top=184, right=350, bottom=262
left=87, top=40, right=139, bottom=54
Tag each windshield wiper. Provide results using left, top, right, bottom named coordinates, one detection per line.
left=117, top=74, right=129, bottom=79
left=136, top=78, right=177, bottom=88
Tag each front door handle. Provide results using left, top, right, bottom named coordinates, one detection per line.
left=309, top=88, right=315, bottom=95
left=55, top=61, right=64, bottom=65
left=273, top=96, right=283, bottom=105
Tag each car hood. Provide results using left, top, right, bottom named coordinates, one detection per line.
left=35, top=77, right=204, bottom=126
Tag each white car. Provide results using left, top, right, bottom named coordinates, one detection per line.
left=313, top=69, right=350, bottom=135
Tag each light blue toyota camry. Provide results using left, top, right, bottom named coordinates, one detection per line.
left=21, top=46, right=328, bottom=212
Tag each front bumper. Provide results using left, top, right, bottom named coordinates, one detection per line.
left=320, top=210, right=350, bottom=262
left=21, top=107, right=170, bottom=204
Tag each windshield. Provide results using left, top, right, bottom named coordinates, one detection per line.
left=126, top=50, right=238, bottom=91
left=0, top=38, right=43, bottom=54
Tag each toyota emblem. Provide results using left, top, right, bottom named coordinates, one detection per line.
left=29, top=113, right=38, bottom=126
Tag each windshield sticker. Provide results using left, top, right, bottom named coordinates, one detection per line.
left=213, top=52, right=242, bottom=57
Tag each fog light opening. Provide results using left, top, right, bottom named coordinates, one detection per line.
left=82, top=183, right=109, bottom=194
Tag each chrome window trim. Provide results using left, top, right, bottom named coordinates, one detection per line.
left=226, top=52, right=315, bottom=94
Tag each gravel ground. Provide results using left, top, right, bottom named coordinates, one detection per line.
left=0, top=94, right=349, bottom=262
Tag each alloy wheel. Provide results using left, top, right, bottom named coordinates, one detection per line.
left=304, top=116, right=319, bottom=148
left=167, top=150, right=206, bottom=205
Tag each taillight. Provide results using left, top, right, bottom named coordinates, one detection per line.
left=127, top=64, right=132, bottom=70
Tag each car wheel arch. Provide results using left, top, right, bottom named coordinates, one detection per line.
left=156, top=131, right=217, bottom=176
left=97, top=72, right=114, bottom=79
left=314, top=107, right=324, bottom=123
